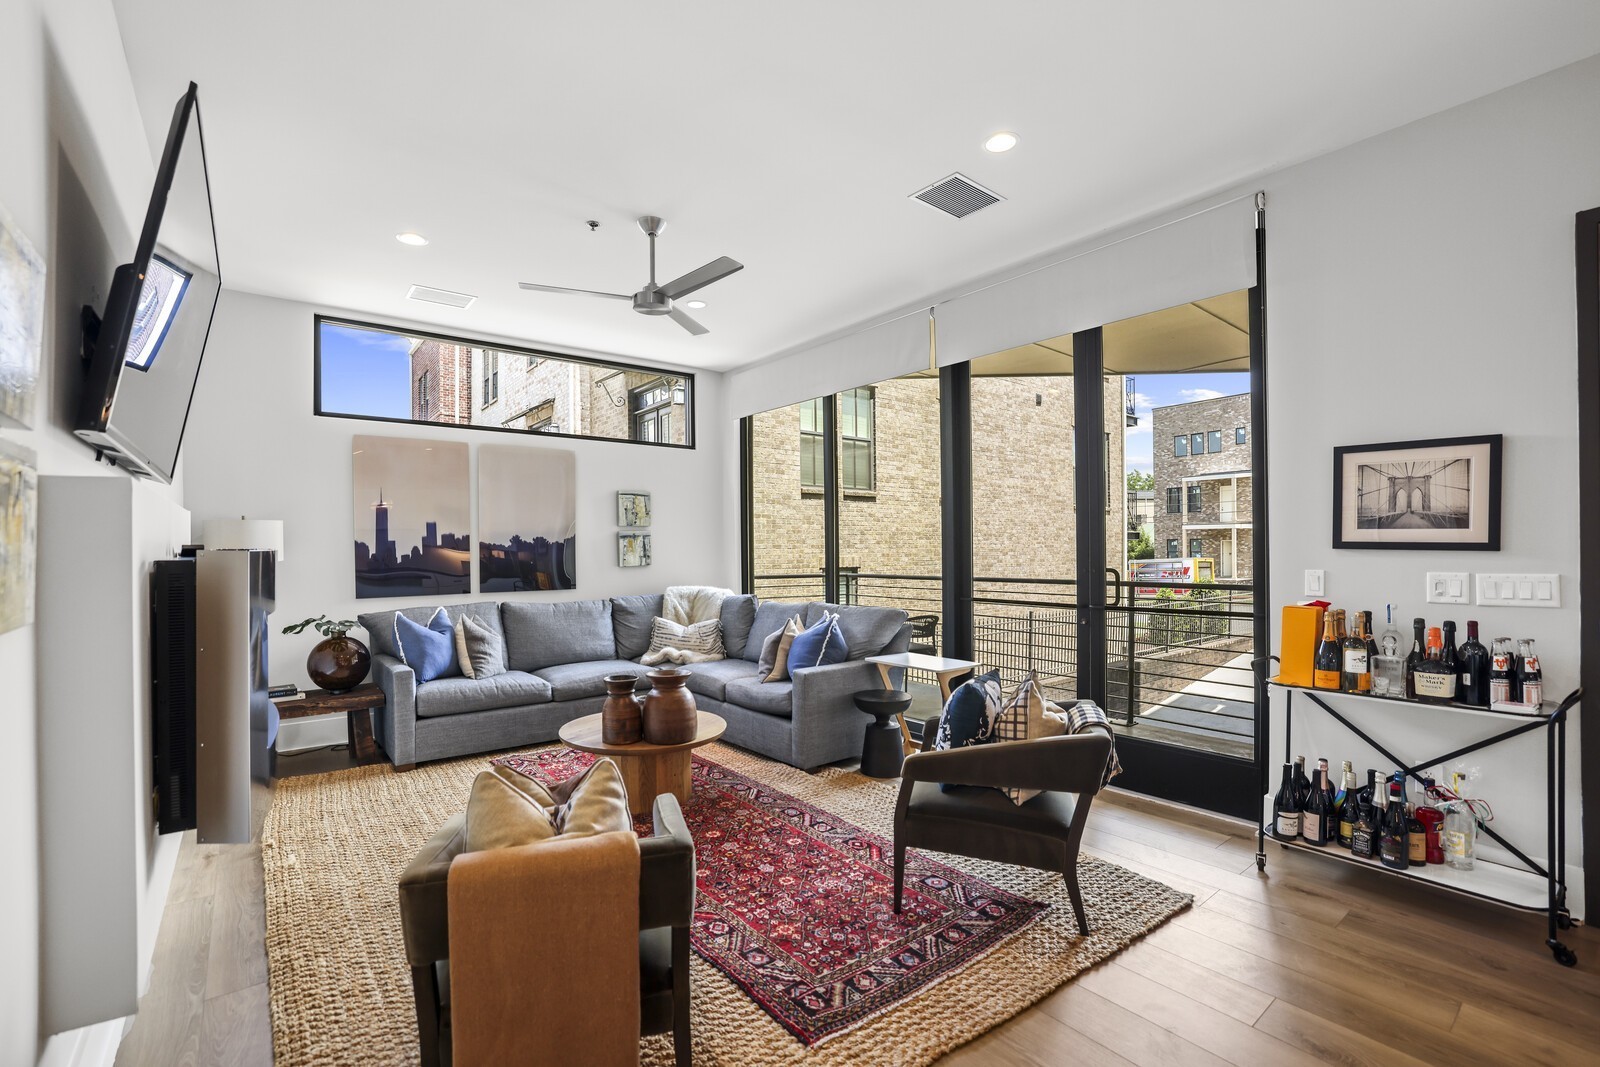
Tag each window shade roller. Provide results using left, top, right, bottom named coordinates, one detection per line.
left=726, top=310, right=930, bottom=419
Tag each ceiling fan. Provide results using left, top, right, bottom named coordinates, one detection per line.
left=518, top=216, right=743, bottom=336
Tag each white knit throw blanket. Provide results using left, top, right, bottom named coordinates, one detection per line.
left=661, top=585, right=730, bottom=625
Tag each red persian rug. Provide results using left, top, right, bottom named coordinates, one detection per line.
left=493, top=749, right=1047, bottom=1046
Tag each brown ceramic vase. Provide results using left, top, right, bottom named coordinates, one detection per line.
left=306, top=635, right=371, bottom=693
left=601, top=674, right=644, bottom=744
left=642, top=669, right=698, bottom=745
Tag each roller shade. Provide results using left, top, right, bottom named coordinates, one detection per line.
left=936, top=194, right=1258, bottom=367
left=727, top=309, right=930, bottom=419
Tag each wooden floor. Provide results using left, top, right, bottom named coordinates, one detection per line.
left=117, top=746, right=1598, bottom=1066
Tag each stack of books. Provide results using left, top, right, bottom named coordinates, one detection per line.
left=268, top=683, right=304, bottom=702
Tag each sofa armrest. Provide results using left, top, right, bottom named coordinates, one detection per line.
left=899, top=733, right=1112, bottom=794
left=371, top=653, right=416, bottom=766
left=639, top=793, right=695, bottom=930
left=397, top=813, right=466, bottom=966
left=788, top=659, right=880, bottom=769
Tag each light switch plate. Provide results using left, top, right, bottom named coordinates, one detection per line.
left=1304, top=569, right=1324, bottom=597
left=1476, top=573, right=1562, bottom=607
left=1426, top=572, right=1470, bottom=604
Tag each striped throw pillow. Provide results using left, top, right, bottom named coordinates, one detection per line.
left=645, top=616, right=725, bottom=659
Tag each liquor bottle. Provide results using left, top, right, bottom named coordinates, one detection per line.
left=1443, top=772, right=1476, bottom=871
left=1273, top=763, right=1302, bottom=840
left=1489, top=639, right=1514, bottom=705
left=1335, top=760, right=1358, bottom=847
left=1518, top=639, right=1543, bottom=708
left=1458, top=621, right=1490, bottom=707
left=1293, top=756, right=1313, bottom=808
left=1439, top=621, right=1461, bottom=703
left=1363, top=610, right=1379, bottom=687
left=1404, top=618, right=1426, bottom=700
left=1341, top=612, right=1371, bottom=693
left=1405, top=799, right=1427, bottom=867
left=1379, top=775, right=1410, bottom=870
left=1412, top=628, right=1457, bottom=705
left=1372, top=607, right=1406, bottom=698
left=1314, top=611, right=1342, bottom=690
left=1303, top=765, right=1332, bottom=846
left=1416, top=777, right=1445, bottom=864
left=1352, top=771, right=1381, bottom=859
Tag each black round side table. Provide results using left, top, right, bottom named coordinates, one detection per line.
left=853, top=689, right=913, bottom=778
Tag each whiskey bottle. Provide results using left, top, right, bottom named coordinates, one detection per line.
left=1458, top=621, right=1490, bottom=707
left=1314, top=612, right=1342, bottom=690
left=1439, top=621, right=1461, bottom=703
left=1335, top=760, right=1358, bottom=847
left=1341, top=612, right=1371, bottom=693
left=1518, top=640, right=1543, bottom=708
left=1412, top=627, right=1457, bottom=705
left=1404, top=618, right=1426, bottom=700
left=1379, top=775, right=1410, bottom=870
left=1273, top=763, right=1301, bottom=841
left=1351, top=771, right=1380, bottom=859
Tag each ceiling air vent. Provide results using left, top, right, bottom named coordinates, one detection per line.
left=911, top=172, right=1004, bottom=219
left=407, top=284, right=476, bottom=309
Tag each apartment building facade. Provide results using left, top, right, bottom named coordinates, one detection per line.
left=1151, top=392, right=1253, bottom=579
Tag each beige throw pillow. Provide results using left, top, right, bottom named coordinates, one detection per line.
left=549, top=758, right=633, bottom=836
left=454, top=614, right=506, bottom=679
left=993, top=674, right=1051, bottom=805
left=756, top=615, right=804, bottom=682
left=462, top=769, right=558, bottom=851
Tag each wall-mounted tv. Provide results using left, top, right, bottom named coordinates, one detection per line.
left=75, top=81, right=220, bottom=483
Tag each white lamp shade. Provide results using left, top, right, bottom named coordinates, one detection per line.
left=202, top=518, right=285, bottom=562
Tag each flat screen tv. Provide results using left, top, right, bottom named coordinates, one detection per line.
left=75, top=81, right=220, bottom=483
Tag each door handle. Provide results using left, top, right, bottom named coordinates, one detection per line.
left=1105, top=567, right=1122, bottom=608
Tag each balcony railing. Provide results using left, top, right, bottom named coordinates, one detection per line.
left=749, top=570, right=1257, bottom=758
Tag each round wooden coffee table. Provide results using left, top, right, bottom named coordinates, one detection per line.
left=558, top=711, right=726, bottom=815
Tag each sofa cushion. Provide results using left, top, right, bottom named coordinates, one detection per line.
left=683, top=659, right=762, bottom=702
left=395, top=609, right=458, bottom=682
left=502, top=600, right=616, bottom=672
left=359, top=601, right=504, bottom=662
left=804, top=602, right=908, bottom=660
left=719, top=594, right=758, bottom=658
left=787, top=612, right=849, bottom=673
left=725, top=676, right=794, bottom=718
left=532, top=660, right=651, bottom=702
left=454, top=614, right=506, bottom=679
left=611, top=594, right=665, bottom=660
left=415, top=671, right=553, bottom=718
left=742, top=601, right=809, bottom=663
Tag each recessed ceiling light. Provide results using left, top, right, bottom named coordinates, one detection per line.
left=685, top=300, right=707, bottom=309
left=984, top=131, right=1018, bottom=153
left=395, top=232, right=429, bottom=246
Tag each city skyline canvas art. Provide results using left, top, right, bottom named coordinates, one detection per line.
left=0, top=439, right=36, bottom=634
left=0, top=201, right=46, bottom=430
left=478, top=445, right=577, bottom=592
left=351, top=435, right=471, bottom=598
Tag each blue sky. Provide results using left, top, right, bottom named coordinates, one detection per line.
left=1122, top=372, right=1249, bottom=476
left=320, top=323, right=413, bottom=419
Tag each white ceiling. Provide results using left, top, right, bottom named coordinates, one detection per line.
left=111, top=1, right=1600, bottom=374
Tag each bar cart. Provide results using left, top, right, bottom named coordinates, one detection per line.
left=1254, top=669, right=1581, bottom=967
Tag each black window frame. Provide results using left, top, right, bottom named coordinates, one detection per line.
left=1174, top=435, right=1188, bottom=457
left=481, top=349, right=499, bottom=406
left=799, top=397, right=825, bottom=489
left=1165, top=486, right=1182, bottom=514
left=838, top=387, right=876, bottom=492
left=1186, top=483, right=1203, bottom=512
left=1166, top=538, right=1180, bottom=558
left=1207, top=429, right=1223, bottom=453
left=1190, top=432, right=1205, bottom=455
left=1235, top=425, right=1247, bottom=445
left=1189, top=536, right=1205, bottom=557
left=312, top=314, right=697, bottom=449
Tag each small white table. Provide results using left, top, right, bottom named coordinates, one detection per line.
left=865, top=652, right=981, bottom=755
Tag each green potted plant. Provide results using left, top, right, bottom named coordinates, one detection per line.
left=281, top=615, right=370, bottom=693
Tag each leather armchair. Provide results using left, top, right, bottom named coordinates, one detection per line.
left=892, top=731, right=1113, bottom=935
left=399, top=792, right=695, bottom=1066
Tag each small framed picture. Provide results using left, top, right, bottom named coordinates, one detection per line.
left=618, top=532, right=652, bottom=568
left=1332, top=434, right=1502, bottom=550
left=617, top=491, right=652, bottom=528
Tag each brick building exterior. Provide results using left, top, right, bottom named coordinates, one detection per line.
left=408, top=340, right=473, bottom=424
left=751, top=374, right=1128, bottom=615
left=1151, top=391, right=1253, bottom=579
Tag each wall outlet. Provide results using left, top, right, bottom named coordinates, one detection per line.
left=1476, top=573, right=1562, bottom=607
left=1425, top=572, right=1470, bottom=604
left=1304, top=569, right=1325, bottom=597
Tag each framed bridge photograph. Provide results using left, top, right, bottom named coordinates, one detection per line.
left=1333, top=434, right=1502, bottom=550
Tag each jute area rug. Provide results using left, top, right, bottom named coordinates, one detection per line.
left=263, top=742, right=1190, bottom=1066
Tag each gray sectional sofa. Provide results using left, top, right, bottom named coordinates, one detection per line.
left=359, top=595, right=911, bottom=771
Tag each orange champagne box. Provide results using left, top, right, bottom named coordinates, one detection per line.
left=1277, top=604, right=1326, bottom=687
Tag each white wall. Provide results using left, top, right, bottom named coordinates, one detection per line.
left=183, top=290, right=733, bottom=748
left=0, top=0, right=189, bottom=1062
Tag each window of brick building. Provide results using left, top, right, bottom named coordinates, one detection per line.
left=481, top=350, right=499, bottom=405
left=632, top=381, right=677, bottom=442
left=1166, top=486, right=1182, bottom=513
left=1207, top=429, right=1223, bottom=452
left=1235, top=425, right=1246, bottom=445
left=417, top=370, right=430, bottom=418
left=1187, top=484, right=1202, bottom=512
left=1190, top=432, right=1205, bottom=455
left=1174, top=435, right=1187, bottom=457
left=1189, top=537, right=1204, bottom=557
left=839, top=387, right=875, bottom=491
left=799, top=398, right=825, bottom=488
left=1166, top=538, right=1180, bottom=557
left=508, top=398, right=556, bottom=432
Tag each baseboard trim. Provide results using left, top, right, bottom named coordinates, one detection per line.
left=37, top=1016, right=127, bottom=1067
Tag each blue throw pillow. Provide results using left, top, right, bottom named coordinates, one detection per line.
left=394, top=608, right=457, bottom=682
left=786, top=611, right=849, bottom=673
left=932, top=669, right=1003, bottom=790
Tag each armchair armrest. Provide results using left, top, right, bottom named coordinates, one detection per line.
left=900, top=733, right=1112, bottom=795
left=639, top=792, right=695, bottom=930
left=371, top=653, right=416, bottom=765
left=397, top=813, right=466, bottom=966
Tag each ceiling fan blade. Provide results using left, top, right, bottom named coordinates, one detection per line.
left=658, top=256, right=743, bottom=300
left=518, top=282, right=631, bottom=300
left=667, top=306, right=709, bottom=336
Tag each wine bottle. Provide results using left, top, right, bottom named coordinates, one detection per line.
left=1293, top=756, right=1313, bottom=808
left=1302, top=766, right=1331, bottom=846
left=1440, top=621, right=1461, bottom=703
left=1379, top=775, right=1410, bottom=870
left=1363, top=611, right=1379, bottom=691
left=1458, top=621, right=1490, bottom=707
left=1336, top=761, right=1358, bottom=847
left=1489, top=638, right=1514, bottom=705
left=1412, top=627, right=1456, bottom=705
left=1273, top=763, right=1301, bottom=840
left=1341, top=612, right=1371, bottom=693
left=1404, top=618, right=1425, bottom=700
left=1518, top=639, right=1543, bottom=708
left=1314, top=611, right=1342, bottom=690
left=1511, top=638, right=1525, bottom=702
left=1405, top=791, right=1427, bottom=867
left=1417, top=777, right=1445, bottom=864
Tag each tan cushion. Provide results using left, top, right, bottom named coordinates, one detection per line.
left=994, top=675, right=1050, bottom=805
left=454, top=614, right=506, bottom=680
left=463, top=771, right=558, bottom=852
left=550, top=758, right=633, bottom=836
left=757, top=616, right=804, bottom=682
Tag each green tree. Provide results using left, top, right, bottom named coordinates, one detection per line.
left=1126, top=470, right=1155, bottom=491
left=1127, top=531, right=1156, bottom=560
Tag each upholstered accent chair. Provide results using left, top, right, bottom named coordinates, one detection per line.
left=892, top=731, right=1113, bottom=935
left=399, top=793, right=696, bottom=1066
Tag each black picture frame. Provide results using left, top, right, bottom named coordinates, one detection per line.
left=1332, top=434, right=1502, bottom=550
